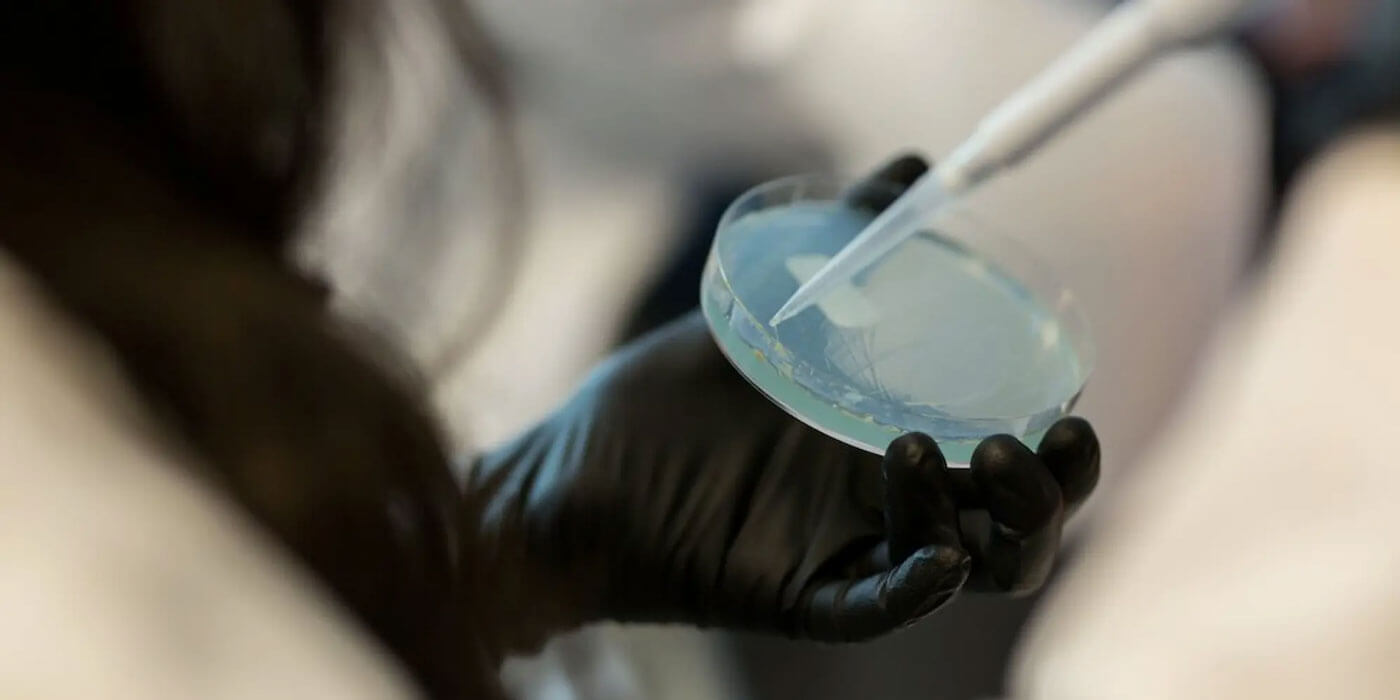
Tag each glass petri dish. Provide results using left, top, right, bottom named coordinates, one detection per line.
left=700, top=174, right=1094, bottom=464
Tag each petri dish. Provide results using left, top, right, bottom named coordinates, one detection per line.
left=700, top=174, right=1094, bottom=464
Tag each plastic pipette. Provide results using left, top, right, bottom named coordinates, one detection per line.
left=769, top=0, right=1278, bottom=327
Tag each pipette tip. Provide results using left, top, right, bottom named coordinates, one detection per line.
left=768, top=304, right=801, bottom=328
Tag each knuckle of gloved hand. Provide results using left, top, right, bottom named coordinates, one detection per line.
left=995, top=545, right=1055, bottom=597
left=886, top=547, right=968, bottom=620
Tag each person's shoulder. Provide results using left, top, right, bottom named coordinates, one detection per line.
left=0, top=252, right=420, bottom=700
left=0, top=254, right=158, bottom=473
left=1271, top=127, right=1400, bottom=289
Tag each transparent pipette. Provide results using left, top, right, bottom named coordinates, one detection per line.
left=769, top=0, right=1277, bottom=327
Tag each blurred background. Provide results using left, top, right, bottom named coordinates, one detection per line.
left=306, top=0, right=1400, bottom=697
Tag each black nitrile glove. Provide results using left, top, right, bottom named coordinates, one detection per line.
left=460, top=156, right=1100, bottom=660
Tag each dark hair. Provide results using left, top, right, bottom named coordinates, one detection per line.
left=1, top=1, right=505, bottom=696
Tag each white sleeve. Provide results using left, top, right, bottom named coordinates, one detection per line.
left=1009, top=128, right=1400, bottom=700
left=0, top=259, right=418, bottom=700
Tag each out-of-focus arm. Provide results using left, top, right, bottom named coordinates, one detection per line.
left=1010, top=127, right=1400, bottom=700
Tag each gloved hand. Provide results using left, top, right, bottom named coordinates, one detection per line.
left=460, top=156, right=1101, bottom=659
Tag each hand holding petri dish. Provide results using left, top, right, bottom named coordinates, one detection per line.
left=700, top=173, right=1093, bottom=464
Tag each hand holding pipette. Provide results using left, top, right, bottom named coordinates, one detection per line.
left=770, top=0, right=1283, bottom=326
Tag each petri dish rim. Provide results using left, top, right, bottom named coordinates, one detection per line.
left=703, top=173, right=1096, bottom=456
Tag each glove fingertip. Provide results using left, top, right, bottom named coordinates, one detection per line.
left=971, top=435, right=1061, bottom=534
left=1037, top=417, right=1101, bottom=511
left=846, top=154, right=931, bottom=213
left=898, top=544, right=971, bottom=589
left=883, top=432, right=946, bottom=486
left=875, top=153, right=931, bottom=186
